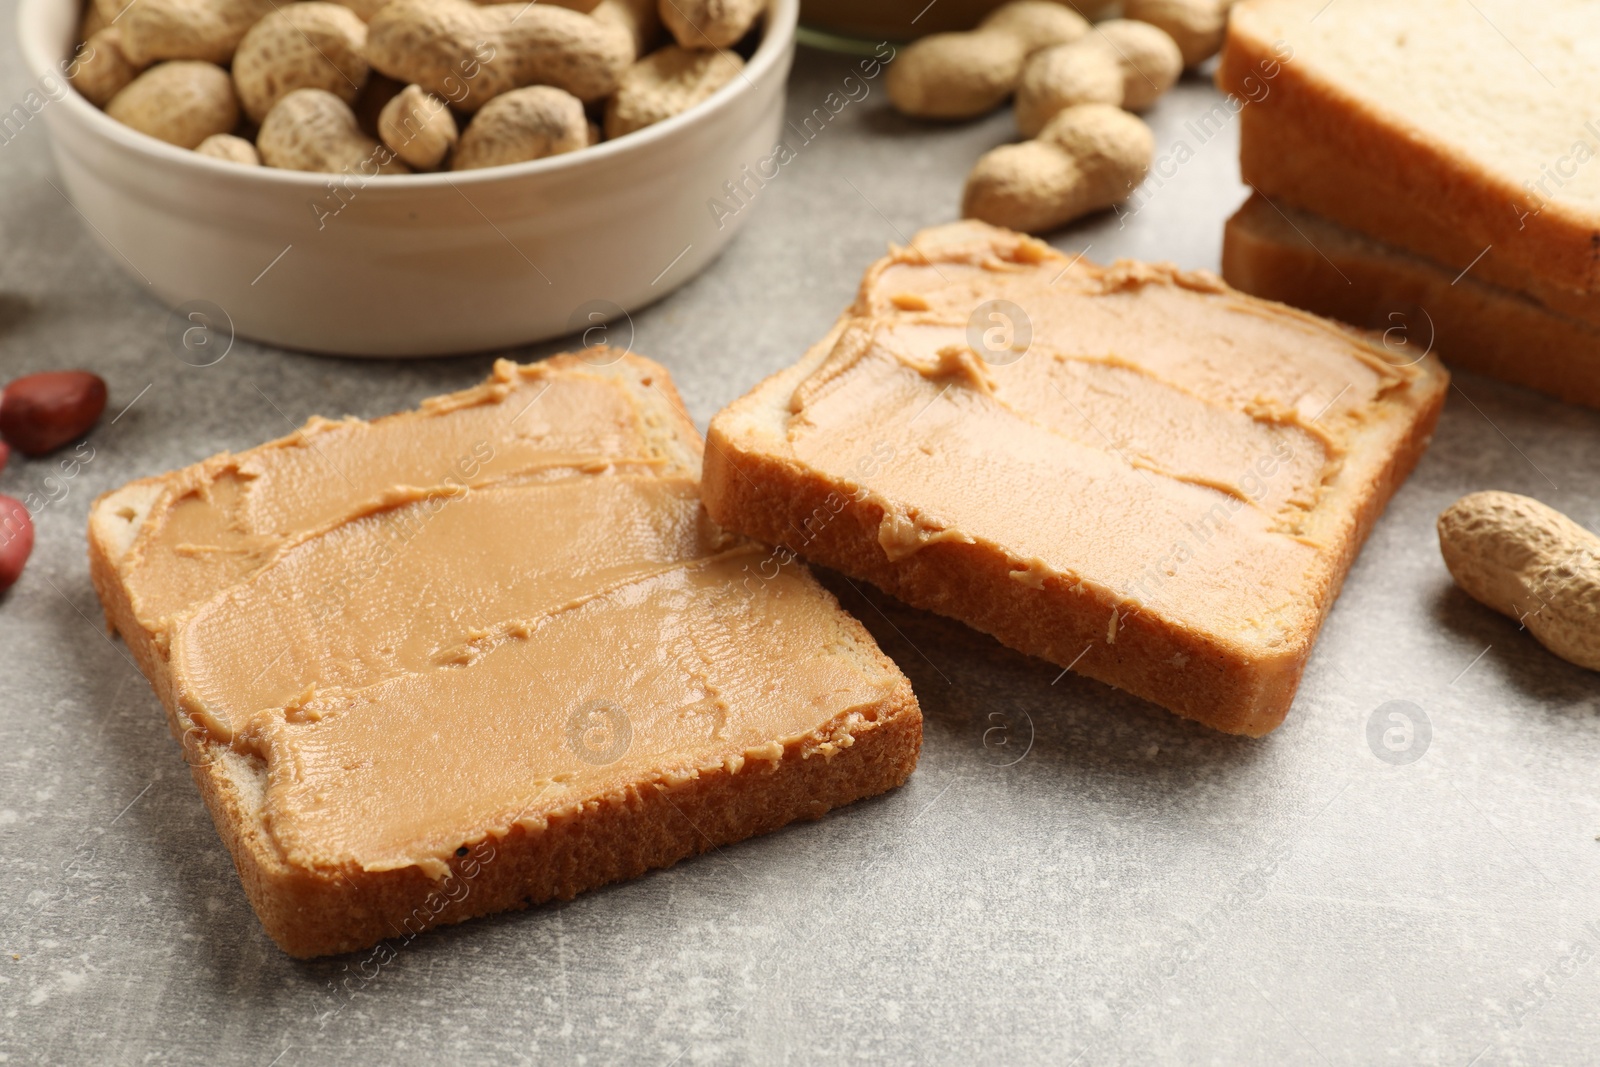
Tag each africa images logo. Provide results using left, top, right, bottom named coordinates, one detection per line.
left=1365, top=700, right=1432, bottom=766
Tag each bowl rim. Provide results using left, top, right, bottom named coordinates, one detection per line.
left=15, top=0, right=799, bottom=189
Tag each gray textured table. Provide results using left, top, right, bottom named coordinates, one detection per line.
left=3, top=13, right=1598, bottom=1065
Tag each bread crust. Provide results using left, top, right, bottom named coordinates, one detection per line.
left=1220, top=3, right=1600, bottom=296
left=1233, top=109, right=1600, bottom=330
left=87, top=351, right=922, bottom=958
left=1223, top=194, right=1600, bottom=410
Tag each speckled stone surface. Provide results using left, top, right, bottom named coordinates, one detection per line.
left=2, top=11, right=1598, bottom=1066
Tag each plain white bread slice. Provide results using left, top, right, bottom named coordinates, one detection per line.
left=1221, top=0, right=1600, bottom=296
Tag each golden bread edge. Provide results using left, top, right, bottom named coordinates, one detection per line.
left=1218, top=10, right=1600, bottom=297
left=87, top=351, right=923, bottom=958
left=1233, top=108, right=1600, bottom=330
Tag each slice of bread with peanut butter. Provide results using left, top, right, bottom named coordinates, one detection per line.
left=87, top=352, right=921, bottom=958
left=702, top=221, right=1450, bottom=737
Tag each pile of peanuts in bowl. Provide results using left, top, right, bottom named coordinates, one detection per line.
left=66, top=0, right=764, bottom=173
left=885, top=0, right=1235, bottom=234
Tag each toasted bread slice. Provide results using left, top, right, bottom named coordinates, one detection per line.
left=1221, top=0, right=1600, bottom=297
left=1223, top=193, right=1600, bottom=409
left=702, top=222, right=1449, bottom=737
left=88, top=352, right=921, bottom=958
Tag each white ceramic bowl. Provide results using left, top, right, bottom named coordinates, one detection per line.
left=17, top=0, right=796, bottom=356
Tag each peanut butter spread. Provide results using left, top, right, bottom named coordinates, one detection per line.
left=115, top=359, right=897, bottom=878
left=782, top=225, right=1429, bottom=652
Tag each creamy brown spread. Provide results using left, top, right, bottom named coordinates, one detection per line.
left=117, top=360, right=896, bottom=878
left=783, top=224, right=1427, bottom=651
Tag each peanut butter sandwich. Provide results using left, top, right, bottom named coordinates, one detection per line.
left=88, top=353, right=921, bottom=957
left=703, top=222, right=1449, bottom=736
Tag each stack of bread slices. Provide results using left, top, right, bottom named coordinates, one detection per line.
left=1218, top=0, right=1600, bottom=409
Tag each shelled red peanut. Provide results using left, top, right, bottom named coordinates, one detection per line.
left=0, top=370, right=109, bottom=594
